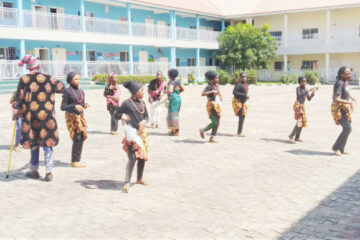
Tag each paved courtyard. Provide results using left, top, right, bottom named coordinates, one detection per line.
left=0, top=84, right=360, bottom=240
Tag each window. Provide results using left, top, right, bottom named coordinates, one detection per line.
left=302, top=28, right=318, bottom=39
left=87, top=50, right=96, bottom=61
left=85, top=12, right=94, bottom=27
left=0, top=2, right=13, bottom=19
left=0, top=47, right=6, bottom=59
left=274, top=61, right=284, bottom=71
left=120, top=51, right=128, bottom=62
left=269, top=31, right=282, bottom=41
left=176, top=58, right=180, bottom=67
left=301, top=60, right=318, bottom=70
left=187, top=58, right=196, bottom=66
left=8, top=47, right=16, bottom=60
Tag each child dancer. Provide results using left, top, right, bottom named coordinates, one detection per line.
left=232, top=72, right=249, bottom=137
left=199, top=71, right=222, bottom=143
left=104, top=73, right=121, bottom=135
left=288, top=77, right=318, bottom=142
left=115, top=81, right=149, bottom=193
left=148, top=71, right=166, bottom=128
left=61, top=72, right=88, bottom=168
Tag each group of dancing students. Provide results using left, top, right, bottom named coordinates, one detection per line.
left=10, top=54, right=355, bottom=192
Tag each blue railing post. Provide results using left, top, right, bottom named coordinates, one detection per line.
left=196, top=14, right=200, bottom=41
left=170, top=10, right=176, bottom=40
left=80, top=0, right=86, bottom=33
left=127, top=3, right=132, bottom=36
left=221, top=19, right=225, bottom=32
left=82, top=43, right=88, bottom=78
left=17, top=0, right=23, bottom=28
left=129, top=45, right=134, bottom=75
left=19, top=39, right=26, bottom=75
left=171, top=47, right=176, bottom=69
left=196, top=48, right=200, bottom=81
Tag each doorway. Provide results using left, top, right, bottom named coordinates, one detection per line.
left=49, top=7, right=64, bottom=30
left=35, top=48, right=50, bottom=61
left=138, top=51, right=148, bottom=62
left=32, top=5, right=47, bottom=29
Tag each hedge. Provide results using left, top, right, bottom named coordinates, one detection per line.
left=92, top=74, right=166, bottom=85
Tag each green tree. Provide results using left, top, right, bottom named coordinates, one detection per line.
left=216, top=23, right=278, bottom=70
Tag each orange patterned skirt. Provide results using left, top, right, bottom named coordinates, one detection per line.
left=232, top=98, right=248, bottom=116
left=122, top=129, right=149, bottom=161
left=331, top=101, right=351, bottom=125
left=65, top=112, right=87, bottom=141
left=206, top=101, right=221, bottom=118
left=293, top=101, right=307, bottom=128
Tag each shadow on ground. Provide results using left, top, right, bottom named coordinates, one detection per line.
left=261, top=138, right=295, bottom=144
left=173, top=138, right=206, bottom=144
left=279, top=170, right=360, bottom=240
left=286, top=149, right=334, bottom=156
left=87, top=130, right=110, bottom=135
left=76, top=179, right=124, bottom=190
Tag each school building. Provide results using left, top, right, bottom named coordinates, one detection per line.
left=0, top=0, right=359, bottom=82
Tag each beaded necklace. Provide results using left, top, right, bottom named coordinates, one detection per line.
left=130, top=98, right=145, bottom=114
left=70, top=87, right=84, bottom=103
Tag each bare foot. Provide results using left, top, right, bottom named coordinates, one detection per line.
left=237, top=134, right=246, bottom=137
left=295, top=139, right=303, bottom=142
left=288, top=135, right=295, bottom=143
left=343, top=152, right=350, bottom=155
left=199, top=129, right=205, bottom=139
left=110, top=131, right=117, bottom=135
left=209, top=137, right=217, bottom=143
left=333, top=150, right=342, bottom=156
left=71, top=162, right=86, bottom=168
left=123, top=183, right=130, bottom=193
left=14, top=145, right=20, bottom=152
left=136, top=180, right=148, bottom=185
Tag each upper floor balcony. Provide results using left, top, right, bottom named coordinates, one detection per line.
left=0, top=7, right=220, bottom=44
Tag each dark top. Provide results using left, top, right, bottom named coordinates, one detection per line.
left=103, top=84, right=118, bottom=98
left=296, top=86, right=313, bottom=104
left=61, top=86, right=85, bottom=115
left=333, top=80, right=350, bottom=102
left=115, top=98, right=149, bottom=130
left=233, top=82, right=248, bottom=103
left=204, top=83, right=216, bottom=101
left=168, top=79, right=181, bottom=92
left=148, top=79, right=166, bottom=101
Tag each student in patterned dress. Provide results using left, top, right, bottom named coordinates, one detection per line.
left=61, top=72, right=89, bottom=168
left=199, top=71, right=222, bottom=143
left=104, top=73, right=121, bottom=135
left=232, top=72, right=249, bottom=137
left=115, top=81, right=149, bottom=193
left=167, top=69, right=184, bottom=136
left=288, top=77, right=318, bottom=142
left=331, top=67, right=356, bottom=156
left=13, top=55, right=64, bottom=181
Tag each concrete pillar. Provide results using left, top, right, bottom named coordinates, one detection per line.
left=221, top=19, right=225, bottom=32
left=326, top=10, right=331, bottom=47
left=196, top=15, right=200, bottom=41
left=17, top=0, right=23, bottom=28
left=80, top=0, right=86, bottom=33
left=128, top=44, right=134, bottom=75
left=325, top=53, right=330, bottom=83
left=171, top=47, right=176, bottom=69
left=19, top=39, right=26, bottom=74
left=170, top=10, right=176, bottom=40
left=283, top=14, right=288, bottom=49
left=284, top=55, right=288, bottom=72
left=82, top=43, right=88, bottom=78
left=127, top=3, right=132, bottom=36
left=196, top=48, right=200, bottom=81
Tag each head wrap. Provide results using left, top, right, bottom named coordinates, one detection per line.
left=168, top=69, right=179, bottom=79
left=205, top=71, right=218, bottom=81
left=66, top=71, right=77, bottom=84
left=108, top=73, right=117, bottom=84
left=18, top=55, right=40, bottom=71
left=123, top=81, right=142, bottom=95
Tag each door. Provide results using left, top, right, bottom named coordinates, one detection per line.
left=157, top=20, right=166, bottom=38
left=34, top=48, right=49, bottom=60
left=49, top=7, right=64, bottom=30
left=145, top=19, right=154, bottom=37
left=32, top=5, right=47, bottom=29
left=138, top=51, right=148, bottom=62
left=200, top=57, right=206, bottom=66
left=52, top=48, right=66, bottom=77
left=87, top=50, right=96, bottom=61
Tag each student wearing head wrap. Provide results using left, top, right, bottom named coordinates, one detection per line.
left=199, top=71, right=222, bottom=143
left=61, top=72, right=88, bottom=168
left=167, top=68, right=184, bottom=136
left=288, top=76, right=318, bottom=143
left=104, top=73, right=121, bottom=135
left=148, top=71, right=166, bottom=128
left=232, top=72, right=249, bottom=137
left=115, top=81, right=149, bottom=193
left=13, top=55, right=64, bottom=181
left=331, top=67, right=356, bottom=156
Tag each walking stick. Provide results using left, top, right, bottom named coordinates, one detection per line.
left=6, top=119, right=17, bottom=179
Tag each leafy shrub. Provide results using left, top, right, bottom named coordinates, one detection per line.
left=187, top=73, right=196, bottom=84
left=245, top=68, right=257, bottom=85
left=280, top=72, right=299, bottom=84
left=217, top=70, right=231, bottom=85
left=92, top=74, right=165, bottom=85
left=304, top=70, right=320, bottom=85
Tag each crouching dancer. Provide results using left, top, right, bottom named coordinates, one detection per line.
left=115, top=81, right=149, bottom=193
